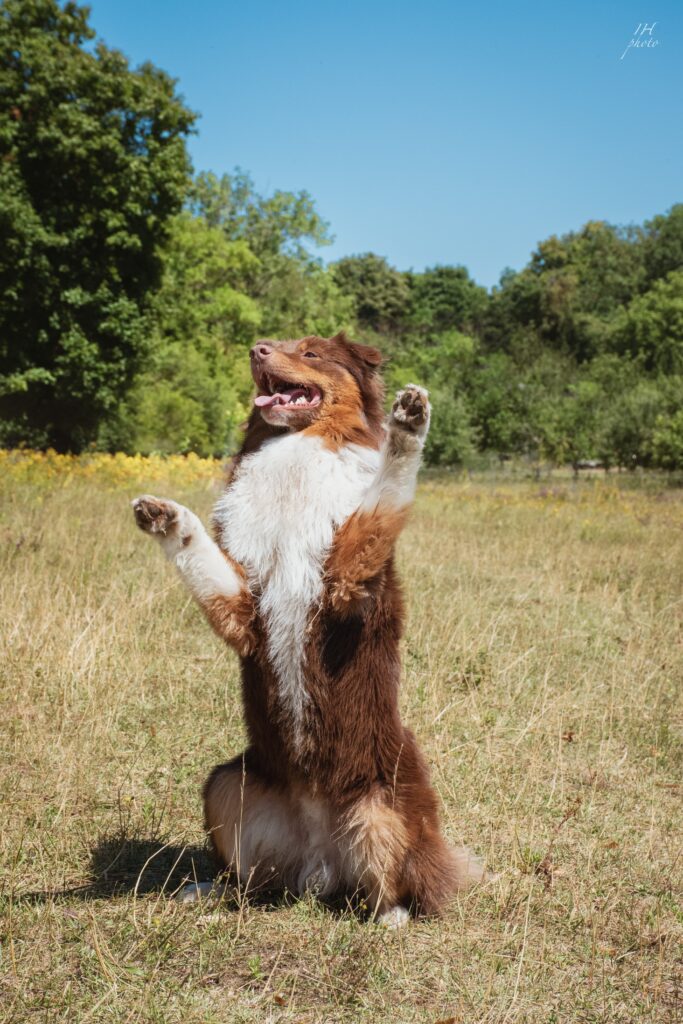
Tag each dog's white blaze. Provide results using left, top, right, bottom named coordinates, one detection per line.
left=214, top=433, right=379, bottom=738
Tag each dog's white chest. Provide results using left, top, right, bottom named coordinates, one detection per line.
left=214, top=433, right=379, bottom=731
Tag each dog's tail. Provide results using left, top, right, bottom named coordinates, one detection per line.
left=402, top=833, right=489, bottom=917
left=450, top=843, right=490, bottom=887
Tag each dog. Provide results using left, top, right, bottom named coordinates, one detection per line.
left=132, top=331, right=482, bottom=926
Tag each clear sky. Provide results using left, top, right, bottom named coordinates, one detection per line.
left=88, top=0, right=682, bottom=288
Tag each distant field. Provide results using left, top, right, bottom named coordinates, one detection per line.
left=1, top=452, right=682, bottom=1023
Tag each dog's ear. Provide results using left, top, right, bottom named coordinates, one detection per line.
left=351, top=342, right=383, bottom=369
left=331, top=331, right=382, bottom=370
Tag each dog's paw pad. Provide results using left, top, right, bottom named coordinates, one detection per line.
left=132, top=495, right=179, bottom=536
left=391, top=384, right=430, bottom=433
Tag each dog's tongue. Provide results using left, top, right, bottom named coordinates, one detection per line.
left=254, top=387, right=305, bottom=408
left=254, top=393, right=281, bottom=407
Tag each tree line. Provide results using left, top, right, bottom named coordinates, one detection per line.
left=1, top=0, right=682, bottom=469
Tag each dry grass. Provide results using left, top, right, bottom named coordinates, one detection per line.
left=1, top=454, right=682, bottom=1023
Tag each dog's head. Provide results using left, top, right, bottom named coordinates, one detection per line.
left=248, top=332, right=384, bottom=448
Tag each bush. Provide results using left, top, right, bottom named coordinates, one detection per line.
left=652, top=410, right=683, bottom=470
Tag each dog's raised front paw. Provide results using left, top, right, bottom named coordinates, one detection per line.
left=392, top=384, right=430, bottom=430
left=390, top=384, right=430, bottom=438
left=132, top=495, right=180, bottom=536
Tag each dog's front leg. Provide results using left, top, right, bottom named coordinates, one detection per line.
left=362, top=383, right=431, bottom=512
left=324, top=385, right=430, bottom=615
left=132, top=496, right=256, bottom=656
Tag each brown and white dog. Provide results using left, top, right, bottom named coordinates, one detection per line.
left=132, top=332, right=482, bottom=926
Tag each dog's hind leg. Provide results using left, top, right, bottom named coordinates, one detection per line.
left=202, top=755, right=325, bottom=898
left=131, top=496, right=256, bottom=656
left=339, top=791, right=411, bottom=927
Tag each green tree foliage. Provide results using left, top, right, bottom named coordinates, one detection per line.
left=189, top=171, right=353, bottom=337
left=1, top=3, right=681, bottom=471
left=155, top=213, right=261, bottom=349
left=408, top=265, right=487, bottom=336
left=642, top=204, right=683, bottom=283
left=190, top=170, right=330, bottom=261
left=330, top=254, right=412, bottom=334
left=652, top=409, right=683, bottom=470
left=101, top=213, right=261, bottom=455
left=610, top=270, right=683, bottom=374
left=0, top=0, right=194, bottom=450
left=382, top=331, right=479, bottom=465
left=103, top=174, right=354, bottom=455
left=484, top=221, right=645, bottom=362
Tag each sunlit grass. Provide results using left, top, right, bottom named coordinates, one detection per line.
left=1, top=454, right=682, bottom=1022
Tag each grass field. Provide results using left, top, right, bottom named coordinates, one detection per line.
left=1, top=451, right=682, bottom=1023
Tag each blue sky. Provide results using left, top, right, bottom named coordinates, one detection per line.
left=88, top=0, right=681, bottom=288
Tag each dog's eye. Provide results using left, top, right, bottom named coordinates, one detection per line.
left=303, top=351, right=319, bottom=359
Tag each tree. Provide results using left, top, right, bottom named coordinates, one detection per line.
left=423, top=389, right=478, bottom=466
left=100, top=213, right=262, bottom=455
left=0, top=0, right=194, bottom=449
left=408, top=265, right=487, bottom=335
left=189, top=170, right=352, bottom=337
left=467, top=352, right=527, bottom=454
left=483, top=221, right=644, bottom=362
left=652, top=410, right=683, bottom=470
left=331, top=254, right=411, bottom=334
left=552, top=379, right=604, bottom=471
left=609, top=270, right=683, bottom=375
left=152, top=213, right=261, bottom=351
left=642, top=204, right=683, bottom=284
left=255, top=259, right=354, bottom=339
left=190, top=170, right=331, bottom=262
left=382, top=330, right=480, bottom=465
left=599, top=381, right=661, bottom=469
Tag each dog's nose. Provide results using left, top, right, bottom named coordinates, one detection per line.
left=250, top=343, right=273, bottom=361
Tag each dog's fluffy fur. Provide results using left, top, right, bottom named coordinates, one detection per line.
left=132, top=332, right=482, bottom=925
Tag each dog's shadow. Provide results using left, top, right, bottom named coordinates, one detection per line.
left=20, top=835, right=342, bottom=914
left=19, top=833, right=213, bottom=904
left=88, top=833, right=214, bottom=898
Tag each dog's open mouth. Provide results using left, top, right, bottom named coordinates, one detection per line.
left=254, top=377, right=323, bottom=410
